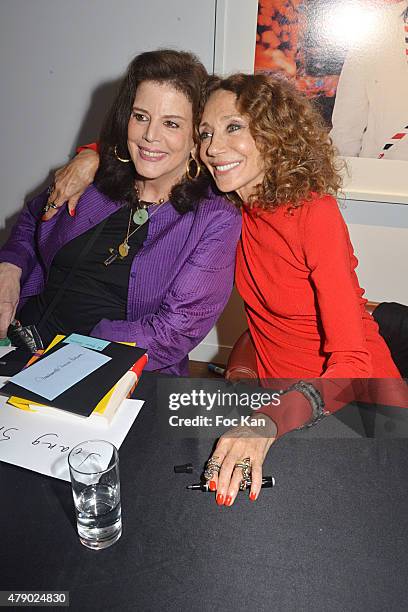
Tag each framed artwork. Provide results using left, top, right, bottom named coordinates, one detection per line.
left=214, top=0, right=408, bottom=204
left=255, top=0, right=408, bottom=159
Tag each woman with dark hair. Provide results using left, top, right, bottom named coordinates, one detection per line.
left=198, top=73, right=401, bottom=505
left=0, top=49, right=241, bottom=375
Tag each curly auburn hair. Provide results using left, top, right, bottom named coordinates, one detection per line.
left=95, top=49, right=212, bottom=214
left=202, top=73, right=343, bottom=211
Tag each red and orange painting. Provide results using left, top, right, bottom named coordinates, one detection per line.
left=255, top=0, right=344, bottom=124
left=254, top=1, right=408, bottom=161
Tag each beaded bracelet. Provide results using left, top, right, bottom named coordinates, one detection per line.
left=280, top=381, right=328, bottom=429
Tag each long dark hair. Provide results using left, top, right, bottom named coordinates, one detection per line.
left=95, top=49, right=212, bottom=213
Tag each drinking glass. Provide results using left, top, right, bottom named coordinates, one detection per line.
left=68, top=440, right=121, bottom=549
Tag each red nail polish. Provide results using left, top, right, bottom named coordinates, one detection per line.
left=224, top=495, right=233, bottom=506
left=41, top=215, right=48, bottom=222
left=216, top=493, right=224, bottom=505
left=69, top=208, right=76, bottom=217
left=249, top=492, right=257, bottom=501
left=209, top=480, right=217, bottom=491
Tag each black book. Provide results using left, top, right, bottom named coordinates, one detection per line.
left=0, top=338, right=147, bottom=418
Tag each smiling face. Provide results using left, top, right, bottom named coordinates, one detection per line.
left=199, top=89, right=265, bottom=201
left=127, top=80, right=195, bottom=196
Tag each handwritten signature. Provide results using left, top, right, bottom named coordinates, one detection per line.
left=0, top=426, right=18, bottom=442
left=35, top=353, right=84, bottom=382
left=0, top=426, right=94, bottom=458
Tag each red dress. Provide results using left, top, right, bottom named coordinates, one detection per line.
left=235, top=194, right=401, bottom=434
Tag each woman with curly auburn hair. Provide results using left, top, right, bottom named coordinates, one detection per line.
left=199, top=73, right=401, bottom=507
left=201, top=72, right=343, bottom=211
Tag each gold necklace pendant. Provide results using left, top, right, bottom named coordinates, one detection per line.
left=103, top=197, right=165, bottom=266
left=118, top=241, right=129, bottom=258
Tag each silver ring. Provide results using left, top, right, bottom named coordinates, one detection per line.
left=204, top=456, right=222, bottom=481
left=234, top=457, right=251, bottom=470
left=239, top=479, right=249, bottom=491
left=234, top=457, right=251, bottom=488
left=43, top=201, right=59, bottom=214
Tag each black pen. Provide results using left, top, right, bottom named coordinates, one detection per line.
left=186, top=476, right=275, bottom=491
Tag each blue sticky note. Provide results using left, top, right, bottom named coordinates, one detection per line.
left=64, top=333, right=110, bottom=352
left=9, top=343, right=111, bottom=400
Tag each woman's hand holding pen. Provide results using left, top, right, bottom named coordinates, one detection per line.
left=42, top=149, right=100, bottom=221
left=0, top=262, right=21, bottom=338
left=207, top=413, right=277, bottom=506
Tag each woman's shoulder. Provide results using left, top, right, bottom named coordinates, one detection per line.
left=300, top=193, right=343, bottom=225
left=298, top=192, right=352, bottom=261
left=77, top=183, right=123, bottom=213
left=81, top=183, right=116, bottom=203
left=302, top=192, right=339, bottom=210
left=293, top=193, right=346, bottom=250
left=195, top=188, right=241, bottom=220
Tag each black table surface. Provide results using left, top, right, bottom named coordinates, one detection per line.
left=1, top=373, right=407, bottom=612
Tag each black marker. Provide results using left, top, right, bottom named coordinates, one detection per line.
left=186, top=476, right=275, bottom=491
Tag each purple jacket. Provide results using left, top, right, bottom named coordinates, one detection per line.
left=0, top=185, right=241, bottom=375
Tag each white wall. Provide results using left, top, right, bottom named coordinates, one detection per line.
left=0, top=0, right=216, bottom=238
left=213, top=0, right=258, bottom=75
left=341, top=199, right=408, bottom=304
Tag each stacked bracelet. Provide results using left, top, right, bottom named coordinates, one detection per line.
left=280, top=381, right=328, bottom=429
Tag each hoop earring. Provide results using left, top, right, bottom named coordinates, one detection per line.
left=114, top=145, right=131, bottom=163
left=186, top=156, right=201, bottom=180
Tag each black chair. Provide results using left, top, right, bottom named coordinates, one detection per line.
left=372, top=302, right=408, bottom=378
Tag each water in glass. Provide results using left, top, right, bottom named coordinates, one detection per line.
left=74, top=483, right=122, bottom=549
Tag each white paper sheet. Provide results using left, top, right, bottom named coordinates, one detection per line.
left=0, top=395, right=144, bottom=481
